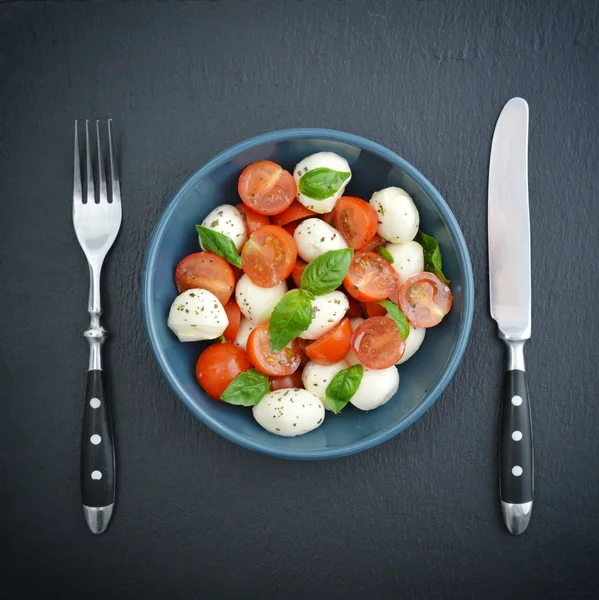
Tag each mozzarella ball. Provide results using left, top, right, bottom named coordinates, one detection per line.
left=293, top=152, right=352, bottom=213
left=302, top=360, right=349, bottom=411
left=345, top=318, right=365, bottom=365
left=167, top=289, right=228, bottom=342
left=294, top=218, right=347, bottom=262
left=235, top=274, right=287, bottom=324
left=234, top=316, right=256, bottom=351
left=397, top=325, right=426, bottom=365
left=299, top=291, right=349, bottom=340
left=350, top=366, right=399, bottom=411
left=386, top=241, right=425, bottom=285
left=199, top=204, right=248, bottom=251
left=252, top=388, right=325, bottom=437
left=370, top=187, right=419, bottom=243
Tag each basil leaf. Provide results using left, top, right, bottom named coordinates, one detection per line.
left=325, top=364, right=364, bottom=414
left=298, top=168, right=351, bottom=201
left=221, top=369, right=269, bottom=406
left=196, top=225, right=242, bottom=268
left=414, top=230, right=450, bottom=284
left=300, top=248, right=354, bottom=296
left=377, top=246, right=394, bottom=264
left=378, top=300, right=410, bottom=341
left=268, top=289, right=313, bottom=353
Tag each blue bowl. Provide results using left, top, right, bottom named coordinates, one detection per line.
left=142, top=129, right=474, bottom=460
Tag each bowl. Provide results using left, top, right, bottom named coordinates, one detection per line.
left=142, top=128, right=474, bottom=460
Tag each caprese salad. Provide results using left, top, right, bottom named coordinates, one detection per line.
left=167, top=152, right=453, bottom=437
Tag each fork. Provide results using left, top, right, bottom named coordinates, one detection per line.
left=73, top=120, right=122, bottom=534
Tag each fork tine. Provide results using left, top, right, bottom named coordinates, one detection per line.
left=85, top=120, right=95, bottom=204
left=96, top=120, right=108, bottom=203
left=107, top=119, right=121, bottom=204
left=73, top=121, right=82, bottom=205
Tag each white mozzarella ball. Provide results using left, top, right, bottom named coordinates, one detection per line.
left=345, top=318, right=365, bottom=365
left=350, top=366, right=399, bottom=411
left=370, top=187, right=419, bottom=243
left=234, top=317, right=256, bottom=351
left=302, top=360, right=349, bottom=411
left=299, top=291, right=349, bottom=340
left=294, top=218, right=347, bottom=262
left=386, top=241, right=425, bottom=285
left=235, top=274, right=287, bottom=324
left=397, top=325, right=426, bottom=365
left=293, top=152, right=352, bottom=213
left=199, top=204, right=248, bottom=251
left=167, top=289, right=228, bottom=342
left=252, top=388, right=325, bottom=437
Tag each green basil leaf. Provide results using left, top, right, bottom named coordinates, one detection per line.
left=414, top=230, right=450, bottom=284
left=300, top=248, right=354, bottom=296
left=377, top=246, right=394, bottom=264
left=221, top=369, right=269, bottom=406
left=378, top=300, right=410, bottom=341
left=268, top=289, right=313, bottom=353
left=196, top=225, right=242, bottom=268
left=325, top=364, right=364, bottom=414
left=298, top=168, right=351, bottom=201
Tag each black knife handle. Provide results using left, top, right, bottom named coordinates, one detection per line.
left=81, top=369, right=115, bottom=508
left=500, top=369, right=533, bottom=504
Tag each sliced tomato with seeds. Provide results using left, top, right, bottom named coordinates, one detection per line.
left=241, top=225, right=297, bottom=288
left=291, top=258, right=307, bottom=288
left=271, top=200, right=316, bottom=226
left=196, top=342, right=251, bottom=400
left=175, top=252, right=235, bottom=306
left=343, top=250, right=399, bottom=303
left=236, top=203, right=271, bottom=235
left=305, top=318, right=352, bottom=365
left=351, top=316, right=404, bottom=369
left=222, top=301, right=241, bottom=342
left=238, top=160, right=297, bottom=216
left=269, top=370, right=303, bottom=391
left=246, top=323, right=302, bottom=376
left=398, top=272, right=453, bottom=328
left=332, top=196, right=378, bottom=250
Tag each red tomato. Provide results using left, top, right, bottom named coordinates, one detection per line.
left=223, top=301, right=241, bottom=342
left=246, top=323, right=302, bottom=376
left=332, top=196, right=378, bottom=250
left=398, top=272, right=453, bottom=328
left=241, top=225, right=297, bottom=288
left=195, top=342, right=251, bottom=400
left=236, top=203, right=270, bottom=234
left=175, top=252, right=235, bottom=306
left=282, top=221, right=301, bottom=237
left=361, top=234, right=385, bottom=253
left=305, top=318, right=352, bottom=365
left=269, top=371, right=303, bottom=391
left=238, top=160, right=297, bottom=216
left=295, top=337, right=311, bottom=367
left=346, top=295, right=363, bottom=319
left=363, top=302, right=387, bottom=318
left=351, top=316, right=404, bottom=369
left=343, top=251, right=399, bottom=303
left=291, top=258, right=307, bottom=288
left=272, top=200, right=316, bottom=226
left=321, top=211, right=335, bottom=226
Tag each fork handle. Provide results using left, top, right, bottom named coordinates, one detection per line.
left=81, top=368, right=115, bottom=533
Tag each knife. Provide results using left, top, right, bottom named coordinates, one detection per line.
left=488, top=97, right=533, bottom=535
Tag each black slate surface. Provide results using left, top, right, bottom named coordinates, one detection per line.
left=1, top=1, right=599, bottom=599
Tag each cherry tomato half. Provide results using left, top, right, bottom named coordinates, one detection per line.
left=238, top=160, right=297, bottom=216
left=305, top=318, right=352, bottom=365
left=246, top=323, right=302, bottom=376
left=363, top=302, right=387, bottom=318
left=269, top=370, right=303, bottom=391
left=282, top=221, right=302, bottom=237
left=175, top=252, right=235, bottom=306
left=271, top=200, right=316, bottom=226
left=223, top=301, right=241, bottom=342
left=321, top=211, right=335, bottom=226
left=332, top=196, right=378, bottom=250
left=196, top=342, right=251, bottom=400
left=241, top=225, right=297, bottom=288
left=343, top=251, right=399, bottom=303
left=351, top=316, right=404, bottom=369
left=236, top=203, right=271, bottom=235
left=361, top=234, right=385, bottom=253
left=291, top=258, right=307, bottom=288
left=398, top=272, right=453, bottom=328
left=346, top=295, right=363, bottom=319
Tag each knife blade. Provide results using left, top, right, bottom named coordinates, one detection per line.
left=488, top=97, right=533, bottom=535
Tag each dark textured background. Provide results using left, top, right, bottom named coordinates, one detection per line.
left=1, top=1, right=599, bottom=598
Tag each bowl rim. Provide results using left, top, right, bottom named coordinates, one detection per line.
left=142, top=127, right=474, bottom=460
